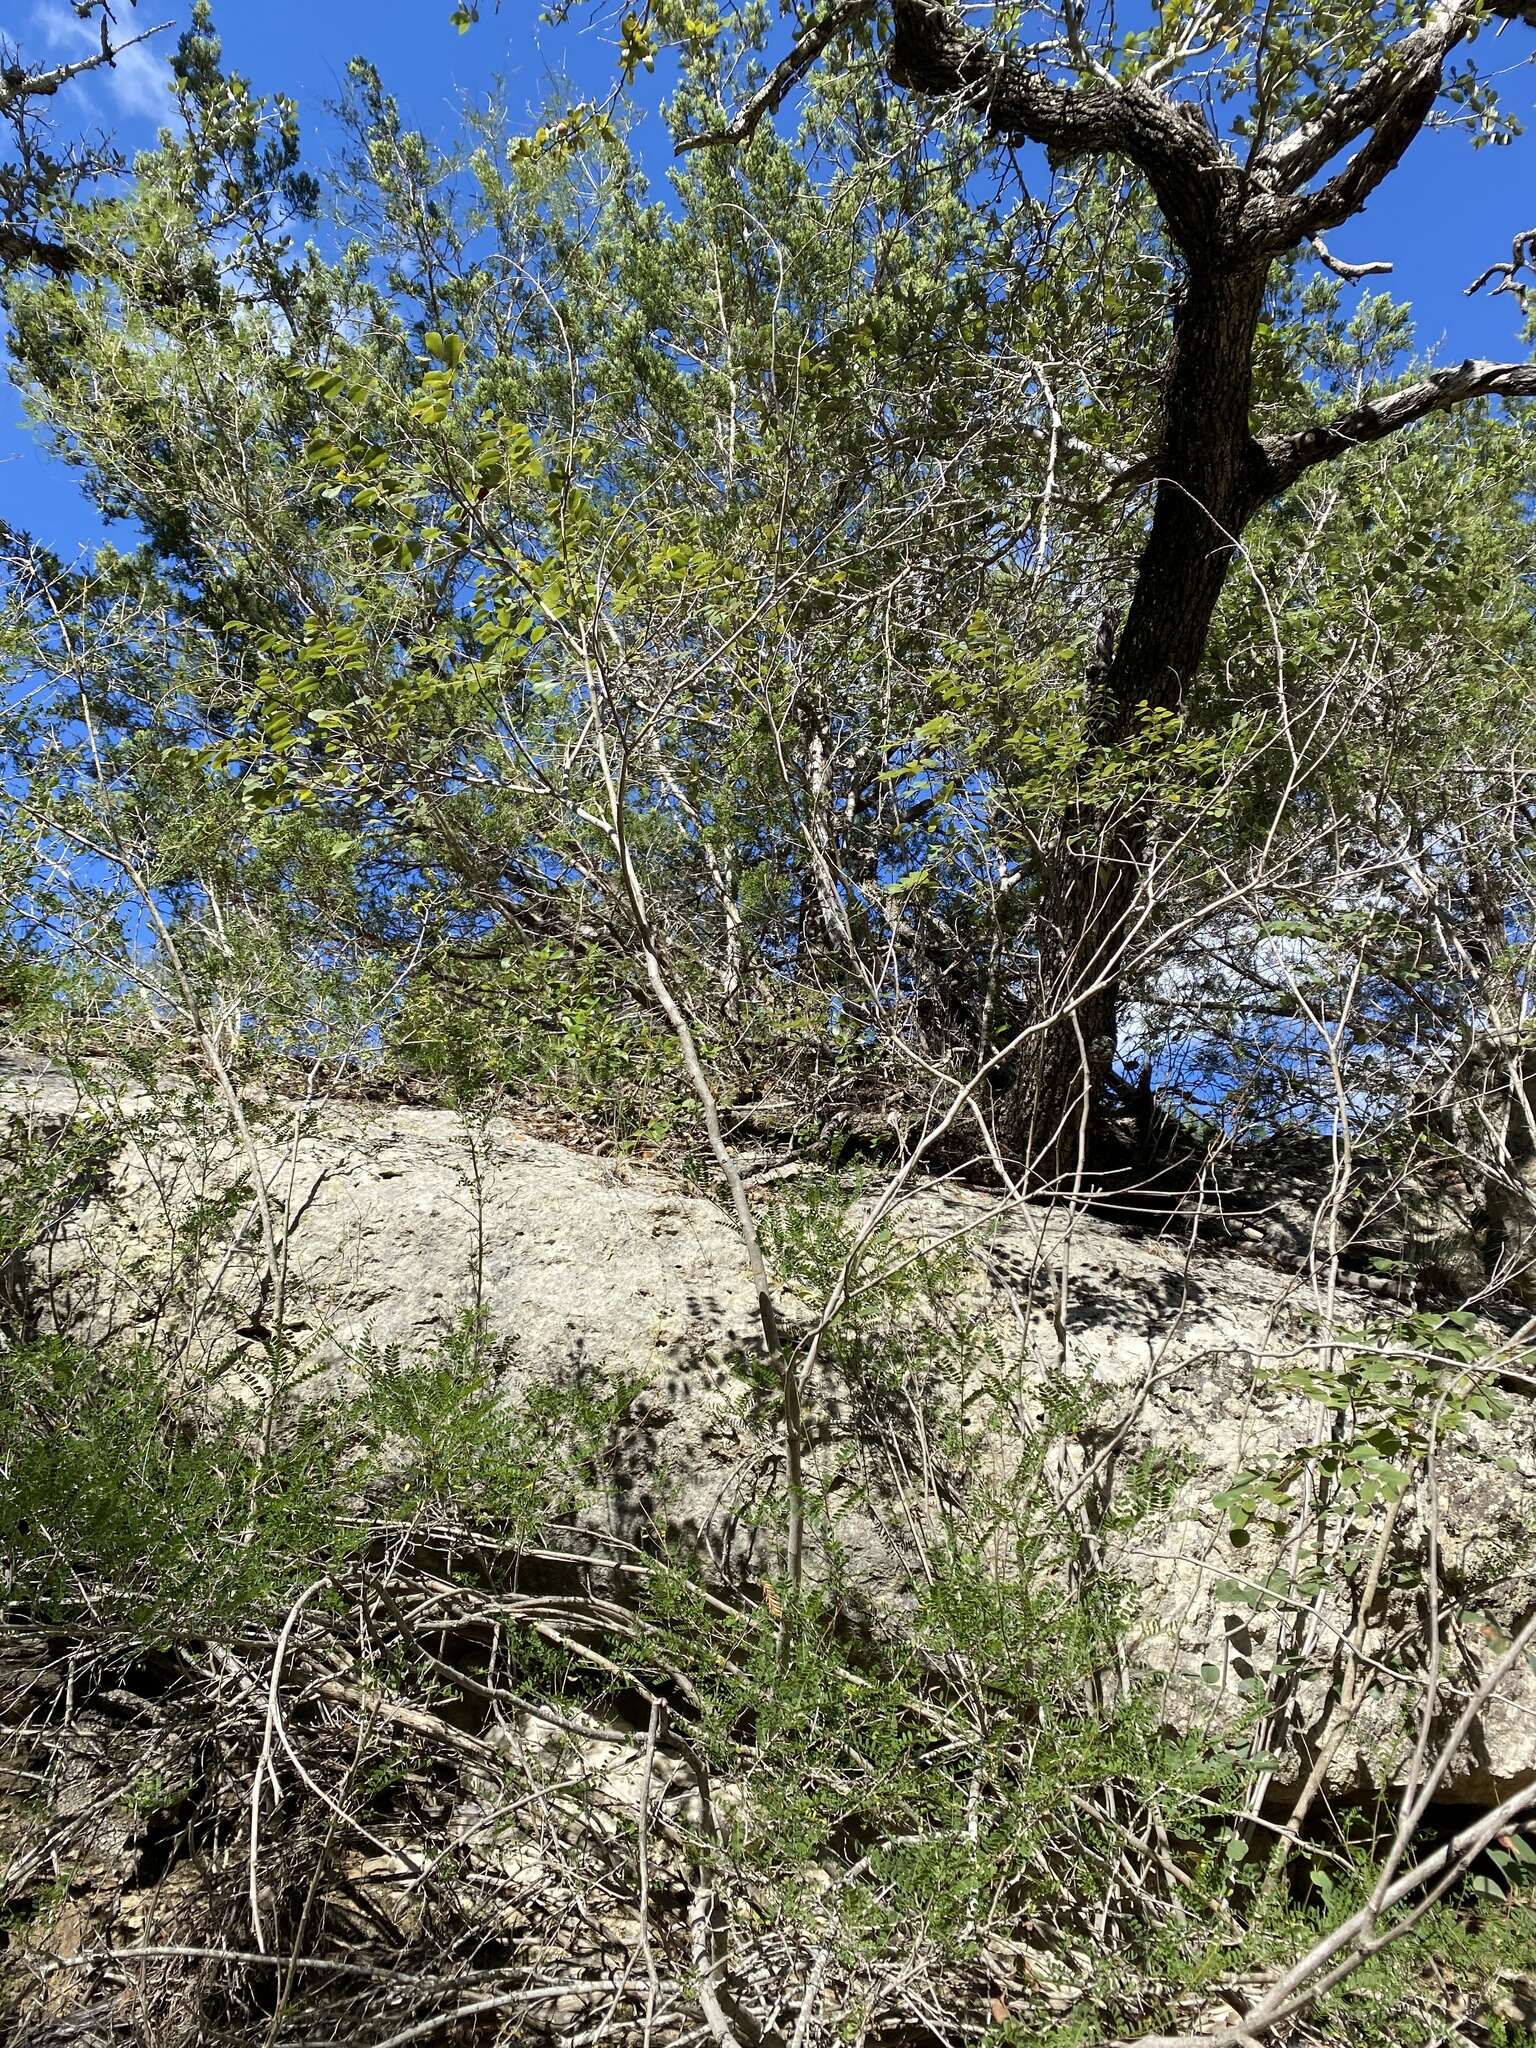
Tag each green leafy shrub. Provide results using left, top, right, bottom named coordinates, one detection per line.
left=0, top=1336, right=358, bottom=1631
left=357, top=1307, right=636, bottom=1532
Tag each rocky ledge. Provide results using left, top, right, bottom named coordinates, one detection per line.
left=4, top=1048, right=1535, bottom=1811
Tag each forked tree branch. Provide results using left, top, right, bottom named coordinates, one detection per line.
left=677, top=0, right=1535, bottom=270
left=679, top=0, right=1235, bottom=254
left=1262, top=62, right=1444, bottom=243
left=1250, top=0, right=1536, bottom=245
left=1253, top=0, right=1477, bottom=196
left=886, top=0, right=1234, bottom=253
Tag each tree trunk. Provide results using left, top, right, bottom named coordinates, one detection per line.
left=1010, top=259, right=1270, bottom=1185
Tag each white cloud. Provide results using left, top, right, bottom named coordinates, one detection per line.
left=20, top=1, right=176, bottom=126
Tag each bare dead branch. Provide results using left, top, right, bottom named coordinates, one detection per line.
left=675, top=0, right=877, bottom=154
left=1468, top=225, right=1536, bottom=299
left=1309, top=235, right=1393, bottom=284
left=0, top=20, right=169, bottom=110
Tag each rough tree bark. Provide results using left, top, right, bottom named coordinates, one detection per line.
left=1015, top=254, right=1271, bottom=1180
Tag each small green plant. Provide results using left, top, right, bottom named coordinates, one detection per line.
left=1213, top=1310, right=1512, bottom=1601
left=0, top=1335, right=359, bottom=1631
left=0, top=1298, right=648, bottom=1642
left=357, top=1308, right=637, bottom=1532
left=0, top=1112, right=116, bottom=1338
left=389, top=941, right=693, bottom=1148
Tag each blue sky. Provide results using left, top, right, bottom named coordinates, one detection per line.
left=1, top=0, right=1533, bottom=557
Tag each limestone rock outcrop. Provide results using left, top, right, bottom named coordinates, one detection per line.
left=4, top=1046, right=1534, bottom=1808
